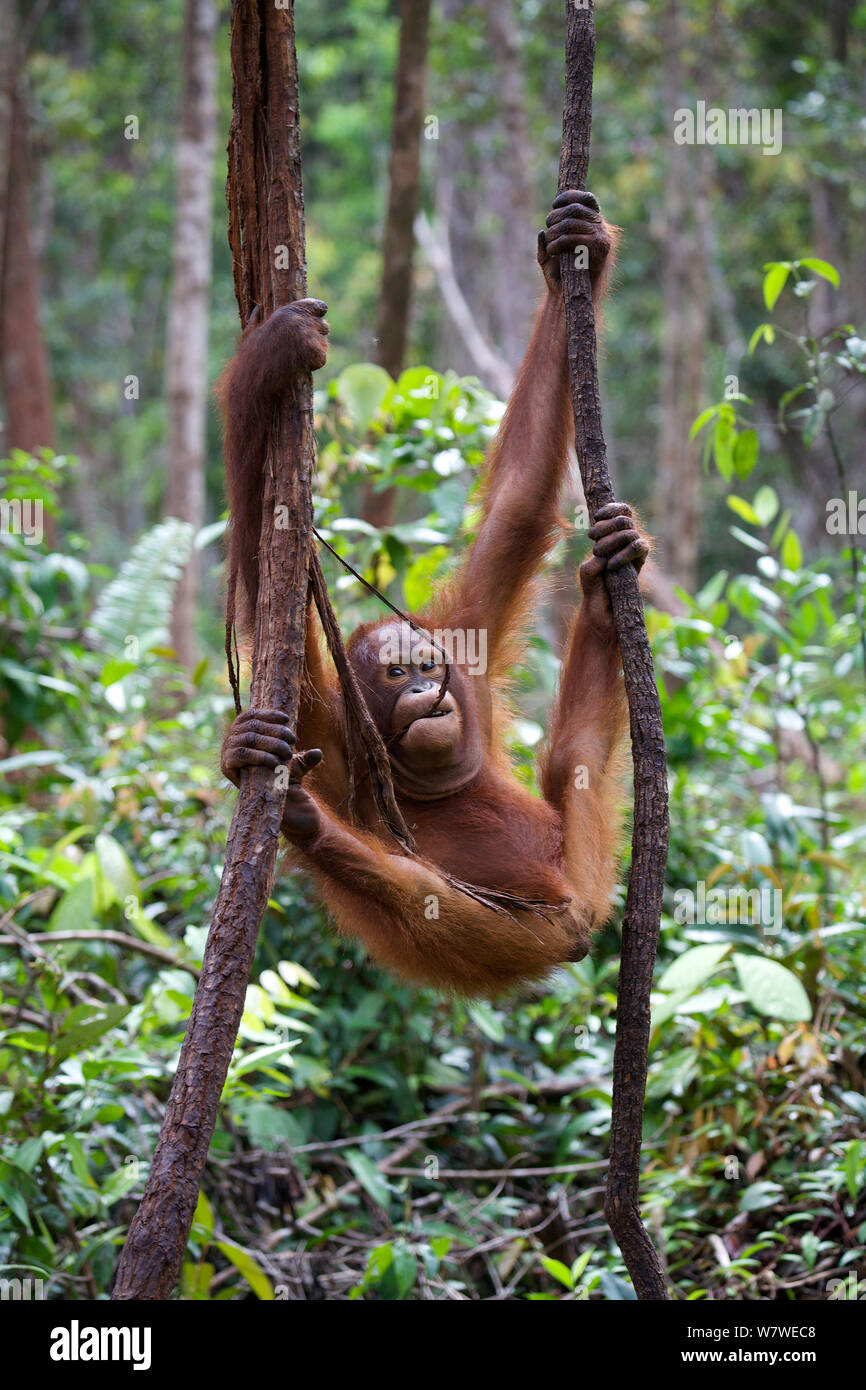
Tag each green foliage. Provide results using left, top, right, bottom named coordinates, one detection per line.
left=3, top=304, right=866, bottom=1295
left=87, top=518, right=193, bottom=657
left=5, top=0, right=866, bottom=1301
left=311, top=363, right=501, bottom=624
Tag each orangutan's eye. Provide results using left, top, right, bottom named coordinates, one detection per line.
left=419, top=659, right=438, bottom=672
left=387, top=665, right=407, bottom=679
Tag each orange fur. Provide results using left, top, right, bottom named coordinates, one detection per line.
left=221, top=218, right=633, bottom=998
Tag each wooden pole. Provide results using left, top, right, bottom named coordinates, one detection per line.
left=558, top=0, right=670, bottom=1301
left=113, top=0, right=314, bottom=1300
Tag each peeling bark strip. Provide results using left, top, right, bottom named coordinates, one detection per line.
left=113, top=0, right=314, bottom=1301
left=558, top=1, right=670, bottom=1302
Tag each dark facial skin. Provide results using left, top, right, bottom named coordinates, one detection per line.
left=349, top=622, right=484, bottom=800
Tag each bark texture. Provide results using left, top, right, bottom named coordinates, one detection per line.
left=164, top=0, right=219, bottom=671
left=483, top=0, right=537, bottom=368
left=654, top=0, right=706, bottom=592
left=0, top=75, right=55, bottom=457
left=373, top=0, right=431, bottom=380
left=113, top=0, right=315, bottom=1301
left=0, top=0, right=14, bottom=271
left=558, top=0, right=669, bottom=1302
left=365, top=0, right=431, bottom=530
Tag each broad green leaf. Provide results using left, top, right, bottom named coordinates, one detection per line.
left=54, top=1003, right=131, bottom=1062
left=781, top=529, right=803, bottom=570
left=646, top=1047, right=701, bottom=1099
left=100, top=657, right=138, bottom=687
left=194, top=519, right=227, bottom=550
left=727, top=495, right=760, bottom=525
left=386, top=1243, right=419, bottom=1299
left=657, top=944, right=730, bottom=994
left=65, top=1134, right=96, bottom=1188
left=695, top=570, right=728, bottom=607
left=404, top=545, right=449, bottom=610
left=752, top=485, right=778, bottom=525
left=0, top=750, right=64, bottom=773
left=798, top=257, right=840, bottom=287
left=193, top=1190, right=215, bottom=1237
left=541, top=1257, right=574, bottom=1289
left=763, top=262, right=791, bottom=310
left=277, top=960, right=319, bottom=991
left=13, top=1137, right=43, bottom=1173
left=344, top=1149, right=391, bottom=1209
left=48, top=876, right=95, bottom=934
left=747, top=323, right=775, bottom=354
left=0, top=660, right=77, bottom=695
left=713, top=417, right=735, bottom=479
left=741, top=830, right=772, bottom=865
left=729, top=526, right=768, bottom=553
left=689, top=405, right=718, bottom=440
left=466, top=1000, right=506, bottom=1042
left=94, top=832, right=138, bottom=904
left=394, top=366, right=443, bottom=416
left=215, top=1241, right=274, bottom=1300
left=101, top=1162, right=141, bottom=1205
left=0, top=1179, right=31, bottom=1229
left=600, top=1271, right=637, bottom=1301
left=181, top=1261, right=215, bottom=1300
left=650, top=986, right=693, bottom=1032
left=740, top=1181, right=783, bottom=1212
left=336, top=363, right=394, bottom=431
left=771, top=508, right=793, bottom=549
left=229, top=1041, right=298, bottom=1080
left=843, top=1142, right=863, bottom=1203
left=733, top=430, right=759, bottom=479
left=330, top=515, right=378, bottom=536
left=802, top=405, right=826, bottom=448
left=732, top=954, right=811, bottom=1022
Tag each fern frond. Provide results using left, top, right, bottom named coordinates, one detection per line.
left=87, top=519, right=193, bottom=654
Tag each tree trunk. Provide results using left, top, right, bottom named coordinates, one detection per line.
left=414, top=209, right=513, bottom=399
left=113, top=0, right=315, bottom=1301
left=654, top=0, right=704, bottom=593
left=363, top=0, right=431, bottom=531
left=432, top=0, right=490, bottom=380
left=0, top=76, right=55, bottom=459
left=810, top=2, right=860, bottom=332
left=482, top=0, right=537, bottom=368
left=0, top=0, right=15, bottom=277
left=373, top=0, right=431, bottom=380
left=164, top=0, right=219, bottom=671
